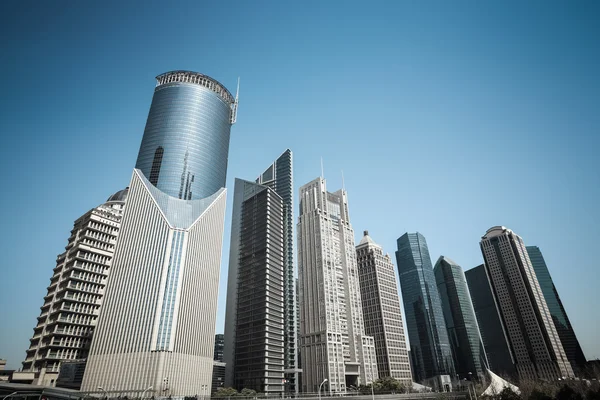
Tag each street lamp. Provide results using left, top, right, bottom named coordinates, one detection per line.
left=2, top=392, right=18, bottom=400
left=142, top=386, right=153, bottom=399
left=318, top=379, right=328, bottom=400
left=98, top=387, right=108, bottom=399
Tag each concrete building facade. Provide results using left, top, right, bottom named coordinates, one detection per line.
left=479, top=226, right=574, bottom=381
left=298, top=178, right=377, bottom=394
left=81, top=71, right=237, bottom=396
left=22, top=189, right=128, bottom=387
left=356, top=231, right=412, bottom=384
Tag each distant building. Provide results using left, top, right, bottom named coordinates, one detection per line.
left=526, top=246, right=587, bottom=373
left=465, top=265, right=516, bottom=378
left=224, top=178, right=285, bottom=394
left=211, top=361, right=226, bottom=394
left=21, top=189, right=128, bottom=387
left=433, top=256, right=487, bottom=379
left=298, top=177, right=377, bottom=394
left=214, top=334, right=224, bottom=362
left=0, top=360, right=5, bottom=371
left=479, top=226, right=574, bottom=380
left=356, top=231, right=412, bottom=384
left=395, top=233, right=455, bottom=382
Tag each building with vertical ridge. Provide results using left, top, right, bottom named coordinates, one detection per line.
left=464, top=265, right=516, bottom=378
left=21, top=189, right=128, bottom=388
left=81, top=71, right=238, bottom=396
left=356, top=231, right=412, bottom=384
left=526, top=246, right=587, bottom=373
left=433, top=256, right=487, bottom=380
left=224, top=178, right=285, bottom=393
left=395, top=233, right=455, bottom=385
left=298, top=177, right=377, bottom=394
left=479, top=226, right=574, bottom=381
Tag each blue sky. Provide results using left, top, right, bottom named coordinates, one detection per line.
left=1, top=1, right=599, bottom=370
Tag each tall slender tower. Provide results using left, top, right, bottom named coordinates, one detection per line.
left=224, top=178, right=285, bottom=393
left=82, top=71, right=238, bottom=396
left=21, top=189, right=128, bottom=388
left=395, top=233, right=455, bottom=384
left=256, top=149, right=299, bottom=392
left=526, top=246, right=587, bottom=373
left=479, top=226, right=574, bottom=381
left=433, top=256, right=487, bottom=380
left=298, top=178, right=377, bottom=394
left=465, top=265, right=516, bottom=378
left=356, top=231, right=412, bottom=384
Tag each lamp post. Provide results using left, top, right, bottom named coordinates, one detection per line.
left=318, top=379, right=328, bottom=400
left=98, top=387, right=109, bottom=399
left=142, top=386, right=153, bottom=399
left=2, top=392, right=18, bottom=400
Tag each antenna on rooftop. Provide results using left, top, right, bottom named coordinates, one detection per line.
left=320, top=157, right=324, bottom=179
left=341, top=170, right=345, bottom=190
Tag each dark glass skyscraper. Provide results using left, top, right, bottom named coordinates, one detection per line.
left=135, top=71, right=238, bottom=200
left=434, top=256, right=487, bottom=380
left=526, top=246, right=587, bottom=372
left=465, top=265, right=516, bottom=378
left=256, top=149, right=297, bottom=390
left=395, top=233, right=455, bottom=382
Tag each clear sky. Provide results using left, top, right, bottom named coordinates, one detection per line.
left=1, top=1, right=598, bottom=370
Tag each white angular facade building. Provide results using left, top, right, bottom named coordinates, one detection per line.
left=298, top=177, right=377, bottom=394
left=479, top=226, right=574, bottom=381
left=81, top=71, right=238, bottom=396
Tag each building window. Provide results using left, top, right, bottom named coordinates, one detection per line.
left=149, top=146, right=164, bottom=186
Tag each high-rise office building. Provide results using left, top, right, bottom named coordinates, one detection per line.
left=298, top=178, right=377, bottom=394
left=356, top=231, right=412, bottom=384
left=224, top=178, right=285, bottom=393
left=526, top=246, right=587, bottom=373
left=214, top=334, right=225, bottom=362
left=21, top=189, right=128, bottom=388
left=225, top=149, right=298, bottom=393
left=395, top=233, right=455, bottom=383
left=464, top=265, right=515, bottom=378
left=479, top=226, right=574, bottom=381
left=433, top=256, right=487, bottom=380
left=82, top=71, right=238, bottom=396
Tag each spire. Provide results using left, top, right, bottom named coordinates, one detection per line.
left=320, top=157, right=324, bottom=179
left=342, top=170, right=345, bottom=190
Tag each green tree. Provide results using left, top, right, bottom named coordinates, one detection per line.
left=214, top=387, right=238, bottom=398
left=240, top=388, right=257, bottom=398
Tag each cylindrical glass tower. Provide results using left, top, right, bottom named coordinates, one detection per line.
left=135, top=71, right=238, bottom=200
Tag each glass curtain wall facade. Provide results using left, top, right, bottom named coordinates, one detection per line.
left=82, top=71, right=236, bottom=396
left=464, top=265, right=516, bottom=378
left=479, top=226, right=574, bottom=381
left=135, top=71, right=238, bottom=200
left=433, top=256, right=487, bottom=380
left=526, top=246, right=587, bottom=373
left=395, top=233, right=455, bottom=383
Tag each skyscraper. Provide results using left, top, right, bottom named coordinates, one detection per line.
left=464, top=265, right=515, bottom=378
left=256, top=149, right=299, bottom=392
left=395, top=233, right=455, bottom=383
left=433, top=256, right=487, bottom=380
left=526, top=246, right=587, bottom=373
left=479, top=226, right=574, bottom=381
left=356, top=231, right=412, bottom=384
left=214, top=334, right=225, bottom=362
left=81, top=71, right=238, bottom=396
left=224, top=178, right=285, bottom=393
left=21, top=189, right=128, bottom=388
left=298, top=178, right=377, bottom=394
